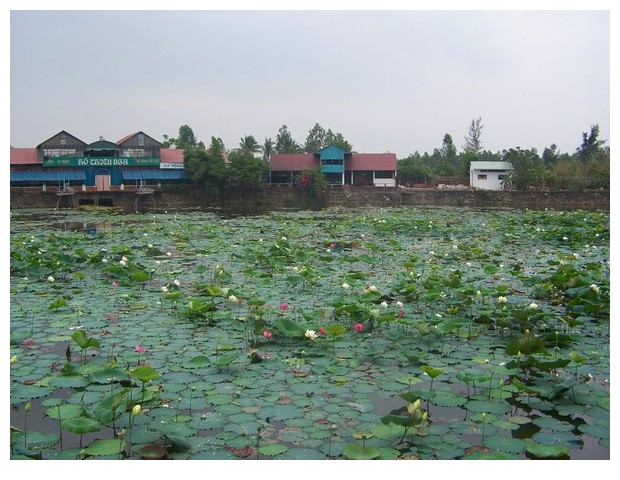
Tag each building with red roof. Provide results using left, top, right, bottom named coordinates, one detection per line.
left=10, top=130, right=188, bottom=192
left=270, top=146, right=397, bottom=186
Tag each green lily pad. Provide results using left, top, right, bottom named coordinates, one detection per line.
left=81, top=438, right=126, bottom=457
left=62, top=416, right=101, bottom=434
left=532, top=416, right=574, bottom=431
left=12, top=431, right=60, bottom=449
left=482, top=435, right=526, bottom=454
left=259, top=443, right=288, bottom=456
left=430, top=389, right=467, bottom=407
left=50, top=375, right=90, bottom=389
left=342, top=443, right=381, bottom=459
left=185, top=355, right=212, bottom=368
left=156, top=420, right=196, bottom=438
left=525, top=440, right=569, bottom=458
left=45, top=403, right=86, bottom=420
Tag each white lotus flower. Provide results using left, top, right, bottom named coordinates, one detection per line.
left=305, top=329, right=318, bottom=340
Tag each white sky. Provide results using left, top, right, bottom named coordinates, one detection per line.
left=6, top=2, right=613, bottom=158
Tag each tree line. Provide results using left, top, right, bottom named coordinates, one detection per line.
left=161, top=123, right=353, bottom=195
left=398, top=119, right=609, bottom=191
left=162, top=119, right=609, bottom=195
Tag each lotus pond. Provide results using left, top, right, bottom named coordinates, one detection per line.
left=9, top=206, right=610, bottom=460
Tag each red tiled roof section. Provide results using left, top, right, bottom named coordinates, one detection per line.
left=270, top=154, right=316, bottom=171
left=10, top=148, right=40, bottom=165
left=116, top=133, right=137, bottom=144
left=160, top=149, right=184, bottom=163
left=349, top=153, right=397, bottom=170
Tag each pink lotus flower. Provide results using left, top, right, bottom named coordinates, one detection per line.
left=397, top=310, right=405, bottom=317
left=354, top=323, right=364, bottom=332
left=318, top=327, right=327, bottom=336
left=135, top=345, right=147, bottom=354
left=112, top=281, right=119, bottom=287
left=263, top=331, right=273, bottom=339
left=279, top=303, right=289, bottom=311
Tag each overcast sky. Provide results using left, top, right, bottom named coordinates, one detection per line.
left=8, top=4, right=612, bottom=159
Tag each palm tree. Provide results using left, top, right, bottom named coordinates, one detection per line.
left=238, top=135, right=262, bottom=156
left=262, top=138, right=274, bottom=161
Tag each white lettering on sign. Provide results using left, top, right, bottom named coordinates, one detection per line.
left=76, top=158, right=130, bottom=166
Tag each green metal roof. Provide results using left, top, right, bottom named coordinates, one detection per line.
left=470, top=161, right=514, bottom=171
left=85, top=140, right=122, bottom=151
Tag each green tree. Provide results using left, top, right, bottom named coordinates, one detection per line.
left=542, top=144, right=561, bottom=165
left=304, top=123, right=327, bottom=153
left=441, top=133, right=457, bottom=159
left=324, top=129, right=353, bottom=152
left=227, top=150, right=269, bottom=189
left=178, top=125, right=197, bottom=149
left=462, top=117, right=483, bottom=154
left=396, top=154, right=434, bottom=185
left=184, top=137, right=228, bottom=196
left=275, top=125, right=302, bottom=154
left=577, top=124, right=606, bottom=162
left=163, top=125, right=204, bottom=149
left=502, top=147, right=547, bottom=190
left=584, top=147, right=610, bottom=189
left=208, top=137, right=226, bottom=160
left=238, top=135, right=261, bottom=156
left=262, top=138, right=274, bottom=161
left=433, top=134, right=461, bottom=176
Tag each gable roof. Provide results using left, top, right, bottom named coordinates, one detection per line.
left=470, top=161, right=514, bottom=171
left=116, top=131, right=162, bottom=146
left=349, top=153, right=397, bottom=170
left=36, top=130, right=86, bottom=148
left=85, top=140, right=122, bottom=151
left=10, top=147, right=40, bottom=165
left=270, top=153, right=316, bottom=171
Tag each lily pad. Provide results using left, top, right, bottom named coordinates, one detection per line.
left=81, top=438, right=126, bottom=457
left=62, top=416, right=101, bottom=434
left=525, top=440, right=569, bottom=458
left=258, top=443, right=289, bottom=456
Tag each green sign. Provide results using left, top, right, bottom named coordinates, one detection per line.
left=42, top=157, right=160, bottom=167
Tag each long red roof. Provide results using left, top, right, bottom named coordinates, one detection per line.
left=269, top=154, right=317, bottom=171
left=10, top=148, right=40, bottom=165
left=349, top=153, right=396, bottom=170
left=160, top=149, right=184, bottom=164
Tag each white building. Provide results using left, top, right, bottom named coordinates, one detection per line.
left=469, top=161, right=514, bottom=190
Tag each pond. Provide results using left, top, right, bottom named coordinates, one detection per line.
left=9, top=206, right=610, bottom=461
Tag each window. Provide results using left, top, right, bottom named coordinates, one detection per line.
left=60, top=134, right=67, bottom=146
left=477, top=174, right=487, bottom=180
left=138, top=133, right=145, bottom=147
